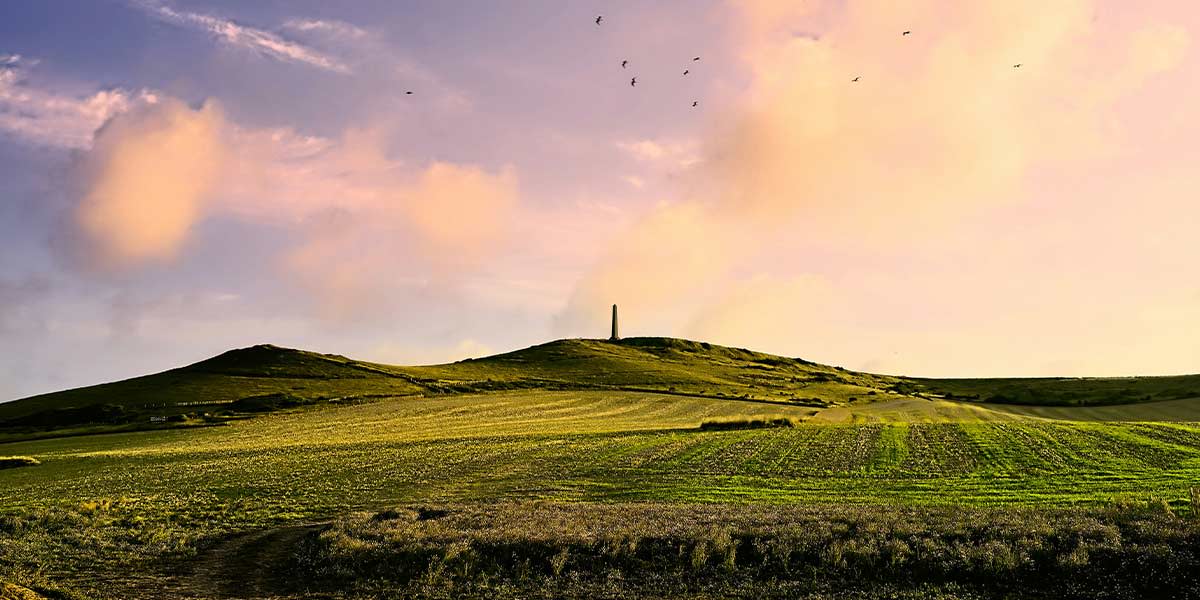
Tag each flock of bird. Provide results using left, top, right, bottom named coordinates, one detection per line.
left=595, top=16, right=1022, bottom=96
left=596, top=14, right=703, bottom=108
left=397, top=19, right=1023, bottom=99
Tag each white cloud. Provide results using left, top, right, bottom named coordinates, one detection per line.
left=132, top=1, right=349, bottom=73
left=0, top=56, right=157, bottom=149
left=282, top=18, right=369, bottom=41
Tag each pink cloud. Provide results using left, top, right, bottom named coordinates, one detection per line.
left=73, top=99, right=223, bottom=268
left=66, top=97, right=524, bottom=319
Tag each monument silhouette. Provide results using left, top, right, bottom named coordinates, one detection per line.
left=610, top=304, right=620, bottom=341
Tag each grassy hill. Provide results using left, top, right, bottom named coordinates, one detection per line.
left=4, top=337, right=1200, bottom=433
left=0, top=344, right=426, bottom=428
left=396, top=337, right=900, bottom=401
left=0, top=338, right=902, bottom=431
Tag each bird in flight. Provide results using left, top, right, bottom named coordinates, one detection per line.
left=692, top=56, right=701, bottom=61
left=851, top=76, right=860, bottom=82
left=692, top=101, right=698, bottom=107
left=1013, top=63, right=1022, bottom=68
left=621, top=60, right=628, bottom=68
left=683, top=69, right=689, bottom=75
left=595, top=15, right=603, bottom=25
left=630, top=77, right=637, bottom=87
left=903, top=30, right=911, bottom=36
left=405, top=91, right=413, bottom=95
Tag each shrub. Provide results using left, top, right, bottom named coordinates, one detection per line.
left=1, top=404, right=129, bottom=428
left=698, top=416, right=799, bottom=431
left=229, top=393, right=313, bottom=413
left=0, top=456, right=40, bottom=470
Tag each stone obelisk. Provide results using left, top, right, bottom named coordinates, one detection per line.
left=610, top=304, right=620, bottom=341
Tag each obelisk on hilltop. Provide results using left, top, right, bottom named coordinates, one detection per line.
left=610, top=304, right=620, bottom=341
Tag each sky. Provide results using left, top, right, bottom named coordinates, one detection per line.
left=1, top=0, right=1198, bottom=401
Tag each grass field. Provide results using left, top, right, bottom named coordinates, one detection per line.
left=4, top=390, right=1200, bottom=597
left=4, top=339, right=1200, bottom=598
left=7, top=391, right=1200, bottom=513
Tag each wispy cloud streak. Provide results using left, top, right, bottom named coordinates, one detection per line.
left=132, top=1, right=350, bottom=73
left=282, top=18, right=369, bottom=41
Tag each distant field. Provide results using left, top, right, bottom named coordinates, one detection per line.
left=811, top=396, right=1200, bottom=422
left=913, top=373, right=1200, bottom=406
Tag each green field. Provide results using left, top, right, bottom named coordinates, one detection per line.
left=4, top=339, right=1200, bottom=598
left=6, top=390, right=1200, bottom=512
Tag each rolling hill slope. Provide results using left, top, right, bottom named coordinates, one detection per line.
left=0, top=345, right=426, bottom=425
left=0, top=338, right=897, bottom=429
left=393, top=337, right=901, bottom=401
left=4, top=337, right=1200, bottom=431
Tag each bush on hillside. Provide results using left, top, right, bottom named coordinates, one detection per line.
left=699, top=415, right=799, bottom=431
left=229, top=393, right=314, bottom=413
left=0, top=456, right=40, bottom=470
left=0, top=404, right=130, bottom=428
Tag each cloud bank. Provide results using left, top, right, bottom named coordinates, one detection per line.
left=65, top=97, right=521, bottom=318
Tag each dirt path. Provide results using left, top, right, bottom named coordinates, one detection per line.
left=193, top=524, right=318, bottom=597
left=140, top=523, right=330, bottom=600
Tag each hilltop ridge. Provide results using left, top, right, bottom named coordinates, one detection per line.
left=0, top=338, right=888, bottom=429
left=408, top=337, right=897, bottom=399
left=4, top=336, right=1200, bottom=433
